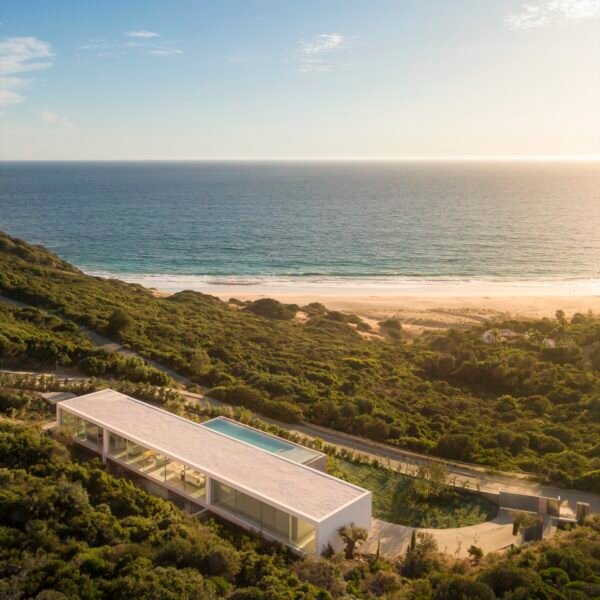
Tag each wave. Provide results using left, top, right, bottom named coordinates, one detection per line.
left=86, top=270, right=600, bottom=296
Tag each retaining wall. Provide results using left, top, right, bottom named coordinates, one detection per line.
left=477, top=489, right=561, bottom=517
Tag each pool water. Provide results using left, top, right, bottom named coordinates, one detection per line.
left=202, top=417, right=319, bottom=464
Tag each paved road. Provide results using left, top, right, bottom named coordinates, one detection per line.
left=2, top=294, right=598, bottom=515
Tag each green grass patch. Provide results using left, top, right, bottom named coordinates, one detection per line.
left=331, top=458, right=496, bottom=528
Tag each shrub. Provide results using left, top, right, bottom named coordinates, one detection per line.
left=244, top=298, right=296, bottom=320
left=106, top=309, right=133, bottom=337
left=573, top=470, right=600, bottom=493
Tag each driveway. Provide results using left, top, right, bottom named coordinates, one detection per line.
left=362, top=509, right=518, bottom=558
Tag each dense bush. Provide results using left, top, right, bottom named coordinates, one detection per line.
left=243, top=298, right=298, bottom=320
left=0, top=303, right=171, bottom=386
left=0, top=421, right=327, bottom=599
left=1, top=403, right=599, bottom=599
left=1, top=231, right=599, bottom=483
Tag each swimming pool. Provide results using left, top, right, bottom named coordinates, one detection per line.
left=201, top=417, right=321, bottom=465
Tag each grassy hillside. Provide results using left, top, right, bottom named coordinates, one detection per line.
left=1, top=231, right=599, bottom=486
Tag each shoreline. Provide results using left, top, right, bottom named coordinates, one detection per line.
left=91, top=271, right=600, bottom=333
left=90, top=271, right=600, bottom=298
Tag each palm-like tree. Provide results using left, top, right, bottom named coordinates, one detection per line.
left=338, top=523, right=368, bottom=559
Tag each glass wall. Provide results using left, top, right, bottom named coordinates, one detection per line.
left=61, top=411, right=101, bottom=449
left=106, top=431, right=206, bottom=501
left=61, top=411, right=84, bottom=437
left=212, top=480, right=316, bottom=553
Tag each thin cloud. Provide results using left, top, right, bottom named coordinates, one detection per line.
left=506, top=0, right=600, bottom=29
left=41, top=110, right=74, bottom=130
left=298, top=33, right=351, bottom=73
left=301, top=33, right=345, bottom=55
left=78, top=33, right=181, bottom=60
left=147, top=47, right=182, bottom=57
left=0, top=36, right=53, bottom=109
left=126, top=30, right=160, bottom=38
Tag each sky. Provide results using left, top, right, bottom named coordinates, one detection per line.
left=0, top=0, right=599, bottom=160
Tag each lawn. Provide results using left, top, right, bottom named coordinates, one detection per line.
left=331, top=458, right=497, bottom=528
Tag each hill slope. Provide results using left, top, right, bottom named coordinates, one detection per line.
left=1, top=231, right=599, bottom=485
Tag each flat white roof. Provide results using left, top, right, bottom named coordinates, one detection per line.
left=59, top=389, right=368, bottom=521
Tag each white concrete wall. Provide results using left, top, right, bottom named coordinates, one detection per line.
left=305, top=454, right=328, bottom=472
left=316, top=492, right=372, bottom=555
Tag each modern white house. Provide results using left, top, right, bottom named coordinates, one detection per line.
left=56, top=389, right=371, bottom=555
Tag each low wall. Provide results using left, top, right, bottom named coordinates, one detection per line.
left=477, top=489, right=561, bottom=517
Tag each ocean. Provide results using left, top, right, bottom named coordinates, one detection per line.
left=0, top=161, right=598, bottom=295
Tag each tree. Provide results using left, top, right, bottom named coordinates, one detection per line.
left=435, top=433, right=478, bottom=462
left=402, top=532, right=440, bottom=579
left=188, top=348, right=211, bottom=378
left=479, top=564, right=544, bottom=597
left=293, top=556, right=346, bottom=597
left=338, top=523, right=368, bottom=559
left=106, top=309, right=132, bottom=338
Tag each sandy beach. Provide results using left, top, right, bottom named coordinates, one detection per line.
left=140, top=276, right=600, bottom=336
left=212, top=292, right=599, bottom=335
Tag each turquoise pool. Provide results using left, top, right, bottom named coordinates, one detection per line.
left=202, top=417, right=320, bottom=465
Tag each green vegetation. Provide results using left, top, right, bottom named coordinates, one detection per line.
left=1, top=377, right=599, bottom=599
left=1, top=417, right=599, bottom=599
left=0, top=370, right=496, bottom=532
left=0, top=412, right=328, bottom=598
left=0, top=301, right=171, bottom=386
left=330, top=458, right=496, bottom=528
left=244, top=297, right=299, bottom=320
left=0, top=231, right=599, bottom=489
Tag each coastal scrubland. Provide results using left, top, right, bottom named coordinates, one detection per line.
left=0, top=231, right=599, bottom=490
left=0, top=402, right=599, bottom=599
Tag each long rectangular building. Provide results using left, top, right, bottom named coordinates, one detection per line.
left=56, top=389, right=371, bottom=554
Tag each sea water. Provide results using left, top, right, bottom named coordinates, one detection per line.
left=0, top=161, right=598, bottom=293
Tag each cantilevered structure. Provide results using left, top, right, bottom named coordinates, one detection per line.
left=56, top=389, right=371, bottom=554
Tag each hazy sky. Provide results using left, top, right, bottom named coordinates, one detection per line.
left=1, top=0, right=599, bottom=159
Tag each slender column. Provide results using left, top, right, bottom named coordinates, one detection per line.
left=102, top=428, right=109, bottom=464
left=206, top=476, right=212, bottom=505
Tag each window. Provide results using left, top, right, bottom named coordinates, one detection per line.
left=61, top=412, right=85, bottom=438
left=261, top=503, right=292, bottom=538
left=211, top=480, right=316, bottom=552
left=235, top=490, right=262, bottom=523
left=61, top=412, right=101, bottom=448
left=212, top=481, right=236, bottom=511
left=108, top=432, right=127, bottom=457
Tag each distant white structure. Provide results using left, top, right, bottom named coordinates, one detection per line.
left=481, top=330, right=497, bottom=344
left=542, top=338, right=556, bottom=348
left=482, top=329, right=524, bottom=344
left=56, top=389, right=371, bottom=555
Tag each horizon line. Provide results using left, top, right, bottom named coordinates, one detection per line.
left=1, top=155, right=599, bottom=163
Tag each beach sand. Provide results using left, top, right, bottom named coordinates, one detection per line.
left=149, top=281, right=599, bottom=337
left=215, top=292, right=599, bottom=335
